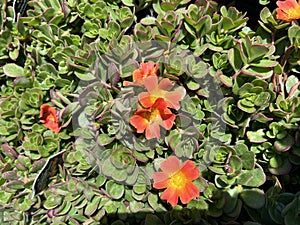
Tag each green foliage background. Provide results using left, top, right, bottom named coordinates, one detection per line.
left=0, top=0, right=300, bottom=224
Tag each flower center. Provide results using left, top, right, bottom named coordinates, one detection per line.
left=149, top=108, right=160, bottom=121
left=141, top=108, right=161, bottom=122
left=169, top=171, right=187, bottom=190
left=47, top=114, right=56, bottom=122
left=286, top=5, right=300, bottom=18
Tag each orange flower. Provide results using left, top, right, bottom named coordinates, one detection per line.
left=138, top=76, right=186, bottom=110
left=276, top=0, right=300, bottom=21
left=153, top=156, right=200, bottom=206
left=130, top=98, right=176, bottom=139
left=40, top=104, right=61, bottom=134
left=123, top=61, right=159, bottom=86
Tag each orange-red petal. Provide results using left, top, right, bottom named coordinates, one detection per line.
left=161, top=186, right=179, bottom=206
left=277, top=0, right=298, bottom=10
left=153, top=172, right=169, bottom=189
left=276, top=0, right=300, bottom=21
left=180, top=160, right=201, bottom=180
left=160, top=114, right=176, bottom=130
left=164, top=87, right=186, bottom=110
left=133, top=62, right=159, bottom=82
left=145, top=121, right=161, bottom=139
left=40, top=104, right=61, bottom=134
left=157, top=78, right=174, bottom=91
left=139, top=76, right=186, bottom=110
left=160, top=156, right=181, bottom=174
left=143, top=75, right=159, bottom=92
left=153, top=156, right=201, bottom=206
left=130, top=114, right=149, bottom=133
left=179, top=182, right=200, bottom=204
left=124, top=62, right=159, bottom=86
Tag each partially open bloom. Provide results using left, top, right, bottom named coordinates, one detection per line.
left=40, top=104, right=61, bottom=134
left=130, top=98, right=176, bottom=139
left=138, top=76, right=186, bottom=110
left=153, top=156, right=200, bottom=206
left=276, top=0, right=300, bottom=21
left=123, top=61, right=159, bottom=86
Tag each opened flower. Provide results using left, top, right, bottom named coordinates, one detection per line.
left=40, top=104, right=61, bottom=134
left=123, top=61, right=159, bottom=86
left=153, top=156, right=200, bottom=206
left=130, top=98, right=176, bottom=139
left=276, top=0, right=300, bottom=21
left=138, top=76, right=186, bottom=110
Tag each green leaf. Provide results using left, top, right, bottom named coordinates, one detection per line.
left=145, top=214, right=164, bottom=225
left=140, top=17, right=156, bottom=25
left=250, top=59, right=278, bottom=68
left=97, top=133, right=114, bottom=146
left=5, top=180, right=24, bottom=190
left=148, top=193, right=160, bottom=210
left=237, top=168, right=266, bottom=187
left=274, top=134, right=294, bottom=152
left=248, top=45, right=269, bottom=62
left=286, top=75, right=299, bottom=94
left=244, top=66, right=273, bottom=79
left=105, top=180, right=124, bottom=200
left=121, top=0, right=134, bottom=6
left=84, top=196, right=101, bottom=216
left=14, top=77, right=32, bottom=88
left=160, top=2, right=176, bottom=11
left=0, top=192, right=13, bottom=205
left=133, top=184, right=147, bottom=194
left=228, top=48, right=244, bottom=72
left=195, top=16, right=212, bottom=35
left=219, top=74, right=233, bottom=87
left=254, top=92, right=270, bottom=106
left=240, top=188, right=265, bottom=209
left=247, top=129, right=268, bottom=143
left=3, top=63, right=25, bottom=77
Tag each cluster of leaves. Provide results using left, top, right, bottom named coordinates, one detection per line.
left=0, top=0, right=300, bottom=224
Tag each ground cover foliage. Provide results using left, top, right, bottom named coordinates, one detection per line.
left=0, top=0, right=300, bottom=224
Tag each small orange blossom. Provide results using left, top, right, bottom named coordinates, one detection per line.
left=40, top=104, right=61, bottom=134
left=123, top=61, right=159, bottom=86
left=138, top=76, right=186, bottom=110
left=153, top=156, right=200, bottom=206
left=276, top=0, right=300, bottom=21
left=130, top=98, right=176, bottom=139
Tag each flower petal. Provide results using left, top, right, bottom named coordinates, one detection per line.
left=44, top=120, right=61, bottom=134
left=160, top=156, right=181, bottom=174
left=153, top=172, right=169, bottom=189
left=138, top=92, right=156, bottom=108
left=40, top=104, right=56, bottom=121
left=179, top=182, right=200, bottom=204
left=276, top=8, right=290, bottom=20
left=152, top=98, right=168, bottom=110
left=160, top=112, right=176, bottom=130
left=164, top=86, right=186, bottom=110
left=276, top=0, right=300, bottom=21
left=277, top=0, right=297, bottom=10
left=40, top=104, right=61, bottom=133
left=130, top=114, right=148, bottom=133
left=145, top=121, right=161, bottom=139
left=161, top=187, right=179, bottom=206
left=158, top=78, right=174, bottom=91
left=144, top=76, right=158, bottom=92
left=180, top=160, right=200, bottom=181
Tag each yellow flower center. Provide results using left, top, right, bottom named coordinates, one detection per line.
left=48, top=115, right=56, bottom=122
left=285, top=5, right=300, bottom=19
left=149, top=108, right=160, bottom=121
left=141, top=106, right=162, bottom=122
left=168, top=171, right=187, bottom=190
